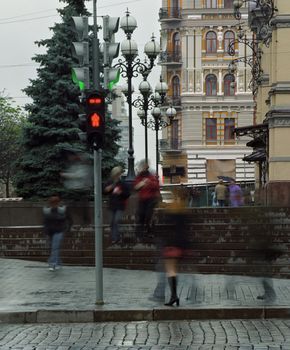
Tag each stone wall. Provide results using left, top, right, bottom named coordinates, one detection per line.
left=1, top=205, right=290, bottom=277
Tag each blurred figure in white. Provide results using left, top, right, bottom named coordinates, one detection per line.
left=60, top=151, right=92, bottom=191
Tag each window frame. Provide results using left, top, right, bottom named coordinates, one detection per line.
left=224, top=30, right=235, bottom=54
left=205, top=0, right=217, bottom=8
left=206, top=31, right=217, bottom=53
left=224, top=74, right=235, bottom=96
left=206, top=118, right=217, bottom=142
left=206, top=74, right=217, bottom=96
left=172, top=76, right=180, bottom=99
left=173, top=32, right=181, bottom=61
left=224, top=118, right=235, bottom=142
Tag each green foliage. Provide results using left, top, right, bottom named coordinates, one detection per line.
left=0, top=94, right=26, bottom=197
left=15, top=0, right=122, bottom=199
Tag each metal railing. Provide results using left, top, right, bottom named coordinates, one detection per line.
left=160, top=138, right=181, bottom=151
left=159, top=51, right=182, bottom=64
left=159, top=7, right=182, bottom=20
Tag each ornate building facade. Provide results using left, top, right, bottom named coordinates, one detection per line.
left=159, top=0, right=255, bottom=184
left=234, top=0, right=290, bottom=206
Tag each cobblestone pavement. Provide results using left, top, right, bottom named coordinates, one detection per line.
left=1, top=320, right=290, bottom=350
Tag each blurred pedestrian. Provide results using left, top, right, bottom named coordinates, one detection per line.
left=60, top=151, right=92, bottom=191
left=104, top=166, right=130, bottom=244
left=211, top=190, right=218, bottom=207
left=228, top=180, right=244, bottom=207
left=163, top=192, right=189, bottom=306
left=43, top=195, right=72, bottom=271
left=215, top=180, right=228, bottom=207
left=189, top=186, right=200, bottom=207
left=134, top=160, right=160, bottom=241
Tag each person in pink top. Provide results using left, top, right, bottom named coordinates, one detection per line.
left=134, top=160, right=160, bottom=241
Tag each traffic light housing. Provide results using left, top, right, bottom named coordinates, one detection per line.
left=85, top=92, right=105, bottom=149
left=102, top=16, right=120, bottom=91
left=70, top=16, right=90, bottom=91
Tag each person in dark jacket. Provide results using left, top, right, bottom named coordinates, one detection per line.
left=43, top=195, right=72, bottom=271
left=104, top=166, right=130, bottom=244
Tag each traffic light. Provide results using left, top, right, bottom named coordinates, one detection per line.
left=102, top=16, right=120, bottom=91
left=70, top=16, right=90, bottom=91
left=85, top=91, right=105, bottom=149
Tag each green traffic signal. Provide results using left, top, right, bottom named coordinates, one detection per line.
left=71, top=67, right=89, bottom=91
left=108, top=68, right=120, bottom=91
left=71, top=69, right=84, bottom=91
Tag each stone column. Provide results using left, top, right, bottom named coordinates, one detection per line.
left=266, top=2, right=290, bottom=206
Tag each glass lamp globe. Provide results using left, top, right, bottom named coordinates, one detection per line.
left=120, top=10, right=137, bottom=35
left=139, top=80, right=152, bottom=96
left=121, top=39, right=138, bottom=59
left=144, top=35, right=160, bottom=60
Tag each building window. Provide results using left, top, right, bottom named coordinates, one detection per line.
left=172, top=76, right=180, bottom=99
left=171, top=119, right=179, bottom=149
left=224, top=118, right=235, bottom=141
left=224, top=0, right=233, bottom=8
left=173, top=32, right=181, bottom=61
left=224, top=30, right=235, bottom=54
left=206, top=74, right=217, bottom=96
left=205, top=0, right=217, bottom=8
left=206, top=31, right=217, bottom=53
left=206, top=118, right=217, bottom=141
left=171, top=0, right=180, bottom=17
left=224, top=74, right=235, bottom=96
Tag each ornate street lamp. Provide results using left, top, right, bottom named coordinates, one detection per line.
left=133, top=76, right=169, bottom=167
left=227, top=26, right=263, bottom=95
left=233, top=0, right=277, bottom=46
left=115, top=9, right=160, bottom=181
left=233, top=0, right=276, bottom=21
left=147, top=101, right=176, bottom=177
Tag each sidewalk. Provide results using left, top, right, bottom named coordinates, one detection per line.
left=1, top=258, right=290, bottom=323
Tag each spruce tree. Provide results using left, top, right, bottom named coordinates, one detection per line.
left=15, top=0, right=122, bottom=199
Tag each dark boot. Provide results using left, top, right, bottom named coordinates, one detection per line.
left=164, top=276, right=179, bottom=306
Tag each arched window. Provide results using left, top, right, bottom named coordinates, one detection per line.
left=224, top=74, right=235, bottom=96
left=206, top=74, right=217, bottom=96
left=224, top=31, right=235, bottom=54
left=206, top=31, right=217, bottom=53
left=172, top=76, right=180, bottom=99
left=173, top=32, right=181, bottom=61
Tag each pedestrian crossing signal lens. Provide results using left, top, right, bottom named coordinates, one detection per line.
left=90, top=113, right=101, bottom=127
left=88, top=97, right=102, bottom=105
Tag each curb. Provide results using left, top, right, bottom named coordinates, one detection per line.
left=1, top=307, right=290, bottom=324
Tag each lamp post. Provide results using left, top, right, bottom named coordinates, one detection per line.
left=233, top=0, right=276, bottom=47
left=148, top=102, right=176, bottom=177
left=233, top=0, right=276, bottom=21
left=115, top=9, right=160, bottom=181
left=133, top=76, right=152, bottom=162
left=133, top=76, right=170, bottom=171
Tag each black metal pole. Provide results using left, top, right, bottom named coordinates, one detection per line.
left=144, top=113, right=148, bottom=162
left=126, top=60, right=135, bottom=181
left=143, top=97, right=149, bottom=163
left=155, top=121, right=159, bottom=177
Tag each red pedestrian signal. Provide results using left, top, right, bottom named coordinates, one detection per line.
left=90, top=113, right=101, bottom=127
left=88, top=97, right=102, bottom=105
left=85, top=91, right=105, bottom=149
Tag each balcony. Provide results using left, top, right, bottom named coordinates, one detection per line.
left=160, top=138, right=182, bottom=152
left=159, top=7, right=182, bottom=21
left=159, top=51, right=182, bottom=66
